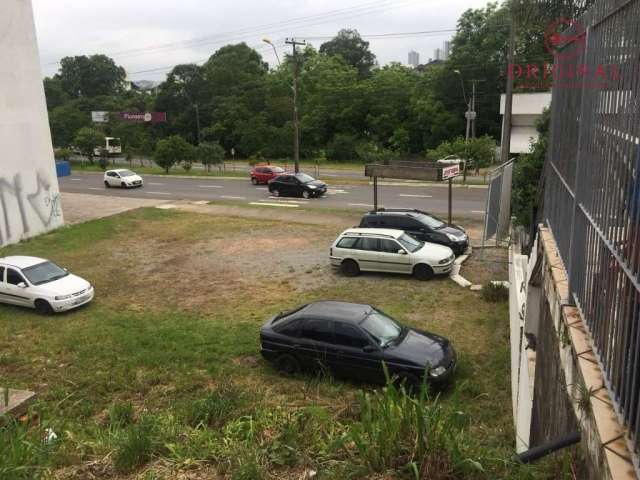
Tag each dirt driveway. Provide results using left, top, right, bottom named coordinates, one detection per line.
left=61, top=192, right=168, bottom=225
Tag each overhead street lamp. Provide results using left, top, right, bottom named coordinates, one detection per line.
left=262, top=38, right=281, bottom=66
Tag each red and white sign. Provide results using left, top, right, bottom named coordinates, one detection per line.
left=119, top=112, right=167, bottom=123
left=441, top=164, right=460, bottom=180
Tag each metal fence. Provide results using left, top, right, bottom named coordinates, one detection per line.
left=543, top=0, right=640, bottom=459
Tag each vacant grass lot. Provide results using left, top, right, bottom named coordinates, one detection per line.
left=0, top=209, right=573, bottom=479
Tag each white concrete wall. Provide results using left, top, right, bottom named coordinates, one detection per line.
left=0, top=0, right=63, bottom=247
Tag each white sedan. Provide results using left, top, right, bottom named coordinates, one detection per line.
left=0, top=256, right=94, bottom=314
left=104, top=169, right=144, bottom=188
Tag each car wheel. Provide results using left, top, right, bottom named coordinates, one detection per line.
left=251, top=177, right=258, bottom=185
left=341, top=259, right=360, bottom=277
left=104, top=181, right=110, bottom=188
left=413, top=264, right=434, bottom=281
left=275, top=353, right=300, bottom=376
left=272, top=189, right=280, bottom=197
left=34, top=299, right=54, bottom=315
left=302, top=190, right=310, bottom=199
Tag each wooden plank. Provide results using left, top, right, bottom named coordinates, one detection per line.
left=0, top=388, right=37, bottom=421
left=365, top=164, right=440, bottom=181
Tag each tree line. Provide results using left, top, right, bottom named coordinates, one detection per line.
left=45, top=1, right=590, bottom=171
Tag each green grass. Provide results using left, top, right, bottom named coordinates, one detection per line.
left=0, top=208, right=574, bottom=478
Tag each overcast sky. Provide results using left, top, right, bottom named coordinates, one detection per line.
left=33, top=0, right=491, bottom=81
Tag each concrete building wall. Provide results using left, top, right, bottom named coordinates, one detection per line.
left=0, top=0, right=63, bottom=247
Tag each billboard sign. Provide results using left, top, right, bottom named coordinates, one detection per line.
left=91, top=111, right=109, bottom=123
left=119, top=112, right=167, bottom=123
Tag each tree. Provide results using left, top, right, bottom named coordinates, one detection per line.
left=319, top=29, right=376, bottom=78
left=197, top=142, right=225, bottom=172
left=155, top=136, right=194, bottom=173
left=43, top=77, right=69, bottom=110
left=56, top=54, right=126, bottom=98
left=49, top=103, right=91, bottom=147
left=512, top=108, right=550, bottom=228
left=73, top=127, right=103, bottom=164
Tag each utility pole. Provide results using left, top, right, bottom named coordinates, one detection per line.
left=500, top=9, right=517, bottom=163
left=194, top=102, right=201, bottom=146
left=285, top=38, right=306, bottom=174
left=471, top=80, right=477, bottom=138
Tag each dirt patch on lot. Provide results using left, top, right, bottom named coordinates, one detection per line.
left=98, top=211, right=339, bottom=313
left=461, top=247, right=509, bottom=285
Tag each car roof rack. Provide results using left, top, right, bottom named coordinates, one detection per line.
left=368, top=208, right=429, bottom=215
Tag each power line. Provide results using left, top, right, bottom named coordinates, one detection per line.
left=46, top=0, right=419, bottom=66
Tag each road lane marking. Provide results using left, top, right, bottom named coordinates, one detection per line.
left=219, top=195, right=246, bottom=200
left=250, top=202, right=299, bottom=208
left=147, top=182, right=165, bottom=186
left=471, top=210, right=485, bottom=214
left=349, top=203, right=374, bottom=208
left=267, top=197, right=308, bottom=203
left=70, top=178, right=83, bottom=181
left=256, top=187, right=268, bottom=190
left=146, top=191, right=173, bottom=196
left=398, top=194, right=433, bottom=198
left=327, top=189, right=349, bottom=194
left=199, top=185, right=224, bottom=188
left=87, top=187, right=102, bottom=191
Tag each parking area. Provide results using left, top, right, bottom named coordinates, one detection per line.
left=0, top=206, right=564, bottom=479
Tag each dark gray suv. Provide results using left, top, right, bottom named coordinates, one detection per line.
left=359, top=209, right=469, bottom=255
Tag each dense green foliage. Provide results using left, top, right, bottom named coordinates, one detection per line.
left=426, top=135, right=497, bottom=170
left=512, top=107, right=550, bottom=227
left=43, top=1, right=591, bottom=164
left=154, top=135, right=194, bottom=173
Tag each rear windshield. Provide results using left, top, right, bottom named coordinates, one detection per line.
left=416, top=213, right=445, bottom=229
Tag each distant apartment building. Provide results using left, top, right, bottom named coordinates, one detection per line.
left=408, top=50, right=420, bottom=68
left=434, top=48, right=442, bottom=61
left=443, top=40, right=451, bottom=60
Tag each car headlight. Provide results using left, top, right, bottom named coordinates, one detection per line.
left=430, top=365, right=447, bottom=377
left=308, top=185, right=317, bottom=189
left=55, top=294, right=73, bottom=301
left=438, top=257, right=451, bottom=265
left=446, top=233, right=458, bottom=241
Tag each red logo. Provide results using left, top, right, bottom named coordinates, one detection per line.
left=544, top=18, right=586, bottom=59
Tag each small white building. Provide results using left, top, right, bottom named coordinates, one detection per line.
left=500, top=92, right=552, bottom=154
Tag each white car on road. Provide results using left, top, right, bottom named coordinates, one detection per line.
left=104, top=169, right=144, bottom=188
left=330, top=228, right=455, bottom=280
left=0, top=256, right=94, bottom=314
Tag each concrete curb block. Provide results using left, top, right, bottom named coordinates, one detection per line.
left=449, top=248, right=474, bottom=288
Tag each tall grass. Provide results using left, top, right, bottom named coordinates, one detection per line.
left=343, top=380, right=483, bottom=479
left=0, top=417, right=54, bottom=480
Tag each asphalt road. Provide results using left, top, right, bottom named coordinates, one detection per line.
left=58, top=172, right=488, bottom=218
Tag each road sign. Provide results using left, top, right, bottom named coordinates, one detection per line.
left=440, top=164, right=460, bottom=180
left=91, top=111, right=109, bottom=123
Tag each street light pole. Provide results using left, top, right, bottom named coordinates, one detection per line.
left=262, top=38, right=281, bottom=67
left=285, top=38, right=305, bottom=174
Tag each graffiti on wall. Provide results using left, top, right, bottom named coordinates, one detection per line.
left=0, top=170, right=62, bottom=245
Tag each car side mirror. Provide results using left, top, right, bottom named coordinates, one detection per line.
left=363, top=345, right=377, bottom=353
left=17, top=282, right=27, bottom=289
left=397, top=249, right=407, bottom=255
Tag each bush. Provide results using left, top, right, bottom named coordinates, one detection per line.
left=481, top=282, right=509, bottom=303
left=182, top=161, right=193, bottom=172
left=108, top=402, right=135, bottom=428
left=183, top=386, right=242, bottom=429
left=54, top=148, right=72, bottom=161
left=112, top=413, right=174, bottom=472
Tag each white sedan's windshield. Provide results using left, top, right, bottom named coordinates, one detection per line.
left=21, top=261, right=68, bottom=286
left=360, top=311, right=402, bottom=347
left=397, top=233, right=423, bottom=253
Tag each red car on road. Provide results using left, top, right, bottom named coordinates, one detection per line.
left=250, top=164, right=286, bottom=185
